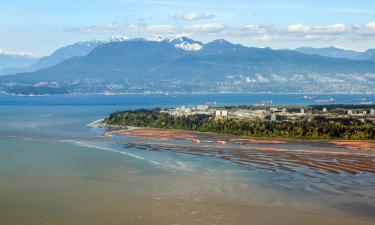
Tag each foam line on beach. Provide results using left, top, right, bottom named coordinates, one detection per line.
left=87, top=118, right=104, bottom=127
left=61, top=139, right=161, bottom=165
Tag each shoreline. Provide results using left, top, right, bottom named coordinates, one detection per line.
left=2, top=92, right=375, bottom=97
left=94, top=118, right=375, bottom=152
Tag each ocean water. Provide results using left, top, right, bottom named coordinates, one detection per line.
left=1, top=93, right=375, bottom=225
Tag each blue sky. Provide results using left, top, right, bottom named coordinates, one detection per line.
left=1, top=0, right=375, bottom=55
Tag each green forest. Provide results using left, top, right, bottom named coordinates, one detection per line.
left=105, top=109, right=375, bottom=140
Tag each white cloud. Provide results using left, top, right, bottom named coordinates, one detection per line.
left=0, top=49, right=37, bottom=57
left=365, top=21, right=375, bottom=30
left=65, top=21, right=375, bottom=44
left=244, top=25, right=271, bottom=34
left=312, top=23, right=346, bottom=34
left=188, top=23, right=225, bottom=33
left=66, top=22, right=119, bottom=33
left=66, top=23, right=177, bottom=35
left=173, top=12, right=215, bottom=21
left=248, top=22, right=371, bottom=41
left=286, top=24, right=309, bottom=33
left=109, top=35, right=129, bottom=42
left=65, top=22, right=225, bottom=36
left=145, top=24, right=176, bottom=33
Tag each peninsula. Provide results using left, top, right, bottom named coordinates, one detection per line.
left=104, top=104, right=375, bottom=140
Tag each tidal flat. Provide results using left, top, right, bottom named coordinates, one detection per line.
left=1, top=137, right=375, bottom=225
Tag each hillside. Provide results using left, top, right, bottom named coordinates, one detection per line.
left=295, top=46, right=375, bottom=61
left=0, top=50, right=39, bottom=73
left=0, top=41, right=103, bottom=75
left=1, top=38, right=375, bottom=95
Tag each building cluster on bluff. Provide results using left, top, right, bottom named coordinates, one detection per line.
left=163, top=105, right=211, bottom=117
left=163, top=105, right=375, bottom=122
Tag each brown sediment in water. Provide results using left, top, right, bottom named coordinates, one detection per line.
left=112, top=128, right=288, bottom=144
left=115, top=129, right=199, bottom=141
left=108, top=127, right=375, bottom=176
left=329, top=141, right=375, bottom=151
left=122, top=141, right=375, bottom=176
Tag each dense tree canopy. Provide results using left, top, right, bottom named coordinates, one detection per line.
left=105, top=109, right=375, bottom=140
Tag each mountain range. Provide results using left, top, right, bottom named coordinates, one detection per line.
left=295, top=46, right=375, bottom=61
left=1, top=37, right=375, bottom=95
left=0, top=41, right=103, bottom=75
left=0, top=50, right=39, bottom=72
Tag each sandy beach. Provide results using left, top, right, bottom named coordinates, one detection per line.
left=106, top=126, right=375, bottom=151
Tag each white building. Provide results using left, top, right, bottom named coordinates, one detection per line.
left=215, top=110, right=228, bottom=117
left=195, top=105, right=209, bottom=111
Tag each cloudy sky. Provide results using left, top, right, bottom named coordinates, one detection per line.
left=1, top=0, right=375, bottom=55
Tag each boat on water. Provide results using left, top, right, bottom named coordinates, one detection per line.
left=300, top=95, right=317, bottom=100
left=354, top=98, right=373, bottom=104
left=253, top=100, right=273, bottom=106
left=315, top=98, right=334, bottom=103
left=254, top=100, right=273, bottom=106
left=359, top=101, right=374, bottom=105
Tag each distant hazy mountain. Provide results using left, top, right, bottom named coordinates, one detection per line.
left=0, top=40, right=103, bottom=75
left=295, top=46, right=375, bottom=61
left=0, top=50, right=39, bottom=72
left=1, top=38, right=375, bottom=95
left=363, top=49, right=375, bottom=61
left=30, top=40, right=103, bottom=71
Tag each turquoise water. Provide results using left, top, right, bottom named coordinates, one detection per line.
left=1, top=93, right=374, bottom=137
left=1, top=93, right=375, bottom=225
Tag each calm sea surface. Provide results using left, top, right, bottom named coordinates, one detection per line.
left=1, top=93, right=375, bottom=225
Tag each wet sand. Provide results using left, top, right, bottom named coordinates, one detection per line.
left=111, top=127, right=375, bottom=149
left=109, top=128, right=375, bottom=177
left=115, top=128, right=199, bottom=141
left=123, top=141, right=375, bottom=176
left=329, top=140, right=375, bottom=151
left=113, top=128, right=287, bottom=144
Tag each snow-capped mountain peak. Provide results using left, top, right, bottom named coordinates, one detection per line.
left=169, top=37, right=203, bottom=51
left=68, top=40, right=103, bottom=50
left=174, top=42, right=203, bottom=51
left=151, top=36, right=204, bottom=51
left=109, top=35, right=129, bottom=42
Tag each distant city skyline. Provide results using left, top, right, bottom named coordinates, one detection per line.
left=1, top=0, right=375, bottom=56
